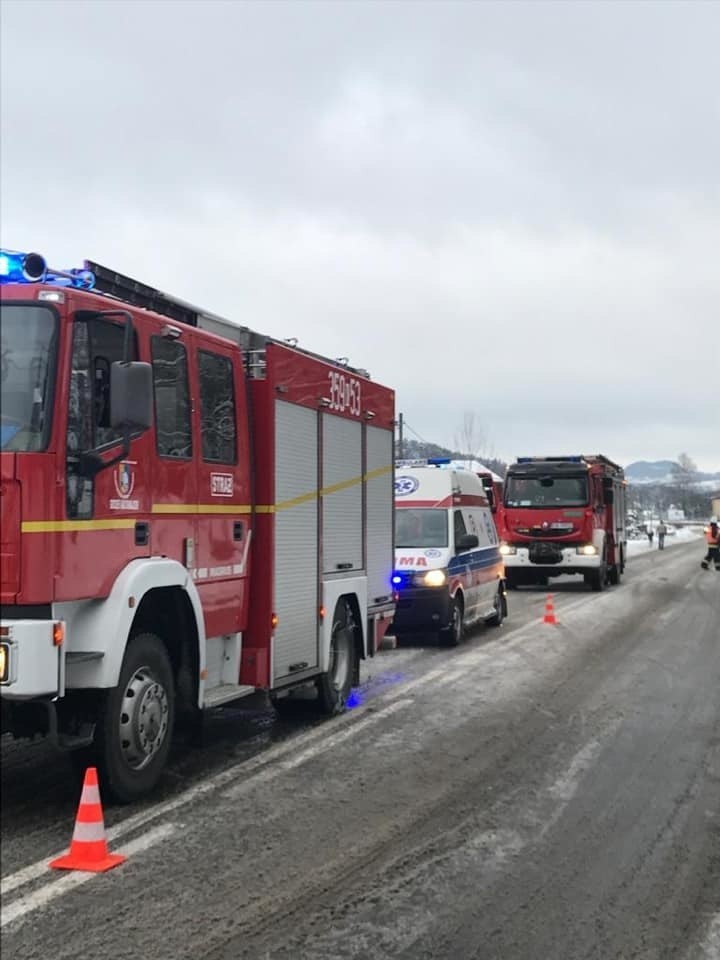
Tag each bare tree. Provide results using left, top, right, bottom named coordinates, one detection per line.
left=454, top=411, right=490, bottom=468
left=672, top=452, right=698, bottom=515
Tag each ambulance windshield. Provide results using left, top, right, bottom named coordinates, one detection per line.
left=505, top=475, right=588, bottom=508
left=396, top=508, right=449, bottom=548
left=0, top=305, right=58, bottom=452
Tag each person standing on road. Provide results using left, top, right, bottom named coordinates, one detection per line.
left=657, top=521, right=667, bottom=550
left=701, top=517, right=720, bottom=570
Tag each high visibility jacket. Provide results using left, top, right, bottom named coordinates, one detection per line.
left=707, top=524, right=720, bottom=545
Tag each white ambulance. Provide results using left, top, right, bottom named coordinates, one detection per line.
left=391, top=459, right=507, bottom=645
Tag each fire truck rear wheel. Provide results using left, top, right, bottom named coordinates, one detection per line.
left=94, top=632, right=175, bottom=804
left=317, top=599, right=357, bottom=715
left=608, top=547, right=623, bottom=586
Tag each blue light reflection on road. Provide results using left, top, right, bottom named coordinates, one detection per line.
left=347, top=671, right=408, bottom=709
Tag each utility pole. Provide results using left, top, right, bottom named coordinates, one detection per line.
left=397, top=412, right=404, bottom=460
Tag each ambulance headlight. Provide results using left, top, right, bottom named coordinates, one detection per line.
left=499, top=543, right=516, bottom=556
left=576, top=544, right=598, bottom=556
left=414, top=569, right=448, bottom=587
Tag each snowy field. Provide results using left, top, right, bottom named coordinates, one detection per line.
left=626, top=525, right=704, bottom=556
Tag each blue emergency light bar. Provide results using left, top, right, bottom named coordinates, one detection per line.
left=0, top=248, right=95, bottom=290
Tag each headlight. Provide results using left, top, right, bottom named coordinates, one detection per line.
left=0, top=643, right=9, bottom=684
left=576, top=544, right=598, bottom=556
left=415, top=569, right=448, bottom=587
left=499, top=543, right=516, bottom=556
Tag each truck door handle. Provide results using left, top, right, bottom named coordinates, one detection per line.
left=233, top=521, right=244, bottom=541
left=135, top=521, right=150, bottom=546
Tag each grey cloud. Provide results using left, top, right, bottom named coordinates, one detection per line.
left=1, top=0, right=718, bottom=470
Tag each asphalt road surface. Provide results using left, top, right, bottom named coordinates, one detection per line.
left=2, top=538, right=718, bottom=960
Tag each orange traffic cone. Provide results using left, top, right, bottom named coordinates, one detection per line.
left=49, top=767, right=126, bottom=873
left=543, top=594, right=558, bottom=625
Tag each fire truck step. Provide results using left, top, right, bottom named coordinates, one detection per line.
left=66, top=651, right=105, bottom=663
left=204, top=683, right=256, bottom=709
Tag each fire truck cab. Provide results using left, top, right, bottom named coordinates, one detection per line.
left=0, top=248, right=395, bottom=801
left=391, top=460, right=507, bottom=645
left=500, top=455, right=627, bottom=591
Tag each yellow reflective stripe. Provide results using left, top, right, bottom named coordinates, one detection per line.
left=20, top=465, right=393, bottom=532
left=21, top=519, right=137, bottom=533
left=151, top=504, right=252, bottom=515
left=364, top=464, right=393, bottom=482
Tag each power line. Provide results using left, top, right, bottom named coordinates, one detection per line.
left=402, top=421, right=432, bottom=445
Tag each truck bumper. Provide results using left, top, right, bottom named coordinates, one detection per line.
left=503, top=546, right=600, bottom=579
left=0, top=619, right=64, bottom=700
left=391, top=587, right=452, bottom=634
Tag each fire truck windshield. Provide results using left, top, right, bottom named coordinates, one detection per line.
left=0, top=304, right=58, bottom=452
left=396, top=508, right=449, bottom=548
left=505, top=475, right=588, bottom=508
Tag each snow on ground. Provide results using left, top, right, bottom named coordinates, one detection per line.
left=626, top=525, right=704, bottom=556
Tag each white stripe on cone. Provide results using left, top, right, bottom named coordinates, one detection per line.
left=70, top=820, right=106, bottom=843
left=79, top=783, right=101, bottom=806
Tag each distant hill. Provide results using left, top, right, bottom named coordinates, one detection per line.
left=625, top=460, right=678, bottom=483
left=625, top=460, right=720, bottom=486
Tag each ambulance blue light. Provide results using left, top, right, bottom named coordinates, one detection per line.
left=392, top=575, right=403, bottom=585
left=0, top=248, right=95, bottom=290
left=427, top=457, right=451, bottom=466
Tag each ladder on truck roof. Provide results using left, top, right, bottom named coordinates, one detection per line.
left=86, top=259, right=372, bottom=381
left=516, top=454, right=623, bottom=475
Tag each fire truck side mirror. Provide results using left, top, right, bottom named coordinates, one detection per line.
left=110, top=361, right=153, bottom=432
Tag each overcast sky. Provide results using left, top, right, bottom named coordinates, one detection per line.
left=2, top=0, right=718, bottom=470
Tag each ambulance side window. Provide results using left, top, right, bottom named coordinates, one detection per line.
left=151, top=337, right=192, bottom=459
left=198, top=350, right=236, bottom=464
left=453, top=510, right=467, bottom=547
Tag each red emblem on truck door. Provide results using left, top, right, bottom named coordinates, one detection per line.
left=114, top=461, right=135, bottom=499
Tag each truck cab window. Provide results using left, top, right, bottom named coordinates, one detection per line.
left=151, top=336, right=192, bottom=459
left=198, top=350, right=237, bottom=463
left=66, top=316, right=136, bottom=518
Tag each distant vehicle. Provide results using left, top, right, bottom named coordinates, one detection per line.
left=391, top=460, right=506, bottom=645
left=499, top=454, right=627, bottom=591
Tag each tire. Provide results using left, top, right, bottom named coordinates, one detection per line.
left=91, top=632, right=175, bottom=804
left=486, top=583, right=506, bottom=627
left=589, top=563, right=607, bottom=592
left=317, top=599, right=357, bottom=715
left=607, top=547, right=623, bottom=586
left=441, top=596, right=464, bottom=646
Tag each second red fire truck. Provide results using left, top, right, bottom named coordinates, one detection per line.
left=0, top=248, right=396, bottom=801
left=498, top=455, right=627, bottom=591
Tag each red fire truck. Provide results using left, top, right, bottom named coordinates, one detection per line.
left=0, top=248, right=395, bottom=801
left=499, top=455, right=627, bottom=591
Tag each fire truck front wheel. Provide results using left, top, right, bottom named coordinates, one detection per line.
left=93, top=633, right=175, bottom=804
left=317, top=599, right=358, bottom=715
